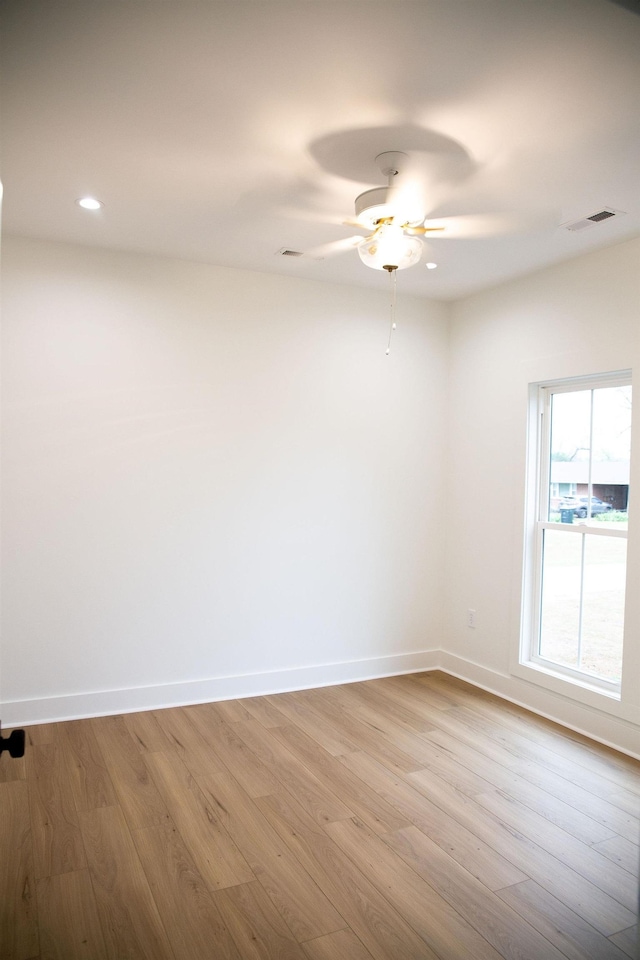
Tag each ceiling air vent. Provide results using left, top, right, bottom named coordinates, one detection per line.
left=277, top=248, right=304, bottom=257
left=588, top=210, right=616, bottom=223
left=563, top=208, right=626, bottom=232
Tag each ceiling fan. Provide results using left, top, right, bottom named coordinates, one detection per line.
left=298, top=146, right=540, bottom=275
left=305, top=150, right=448, bottom=273
left=291, top=142, right=545, bottom=351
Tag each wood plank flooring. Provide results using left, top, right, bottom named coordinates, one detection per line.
left=1, top=671, right=638, bottom=960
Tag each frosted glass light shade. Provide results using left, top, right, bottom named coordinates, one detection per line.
left=357, top=224, right=423, bottom=271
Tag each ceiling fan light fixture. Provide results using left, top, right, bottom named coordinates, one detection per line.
left=357, top=224, right=423, bottom=271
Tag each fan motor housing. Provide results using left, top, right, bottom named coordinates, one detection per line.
left=354, top=186, right=423, bottom=229
left=354, top=187, right=393, bottom=228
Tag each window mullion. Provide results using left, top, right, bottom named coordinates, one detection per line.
left=587, top=389, right=594, bottom=519
left=577, top=533, right=586, bottom=671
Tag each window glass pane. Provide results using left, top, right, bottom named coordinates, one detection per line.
left=539, top=529, right=582, bottom=669
left=590, top=385, right=631, bottom=531
left=581, top=535, right=626, bottom=683
left=538, top=529, right=626, bottom=683
left=548, top=390, right=591, bottom=521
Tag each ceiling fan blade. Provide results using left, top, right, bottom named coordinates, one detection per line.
left=276, top=205, right=351, bottom=227
left=343, top=218, right=375, bottom=231
left=381, top=147, right=484, bottom=228
left=302, top=235, right=367, bottom=259
left=404, top=225, right=446, bottom=235
left=384, top=152, right=429, bottom=225
left=420, top=212, right=553, bottom=238
left=236, top=173, right=359, bottom=229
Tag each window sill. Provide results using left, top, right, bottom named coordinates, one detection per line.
left=512, top=657, right=622, bottom=711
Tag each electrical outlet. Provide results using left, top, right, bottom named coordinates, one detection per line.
left=467, top=608, right=476, bottom=629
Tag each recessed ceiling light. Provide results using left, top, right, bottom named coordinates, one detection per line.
left=426, top=262, right=438, bottom=270
left=76, top=197, right=103, bottom=210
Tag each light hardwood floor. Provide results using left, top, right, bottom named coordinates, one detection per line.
left=1, top=671, right=639, bottom=960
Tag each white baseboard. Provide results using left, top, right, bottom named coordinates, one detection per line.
left=4, top=648, right=639, bottom=761
left=437, top=652, right=640, bottom=762
left=2, top=649, right=441, bottom=727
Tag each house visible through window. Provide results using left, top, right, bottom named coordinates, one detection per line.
left=523, top=373, right=632, bottom=692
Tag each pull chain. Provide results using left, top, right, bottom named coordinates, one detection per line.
left=385, top=265, right=398, bottom=355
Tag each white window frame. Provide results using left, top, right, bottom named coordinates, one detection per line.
left=521, top=370, right=631, bottom=698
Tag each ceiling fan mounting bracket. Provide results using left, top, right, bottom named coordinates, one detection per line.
left=375, top=151, right=408, bottom=179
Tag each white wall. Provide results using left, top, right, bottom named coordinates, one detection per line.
left=444, top=238, right=640, bottom=756
left=3, top=234, right=640, bottom=758
left=1, top=237, right=448, bottom=723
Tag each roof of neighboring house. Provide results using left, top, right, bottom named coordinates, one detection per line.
left=550, top=460, right=630, bottom=484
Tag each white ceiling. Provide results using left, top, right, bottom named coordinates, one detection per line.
left=2, top=0, right=639, bottom=300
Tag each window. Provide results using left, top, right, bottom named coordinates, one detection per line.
left=523, top=372, right=632, bottom=693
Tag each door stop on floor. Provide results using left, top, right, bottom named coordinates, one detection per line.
left=0, top=723, right=25, bottom=758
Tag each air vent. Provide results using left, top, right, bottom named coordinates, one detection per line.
left=277, top=248, right=304, bottom=257
left=563, top=208, right=626, bottom=232
left=588, top=210, right=616, bottom=223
